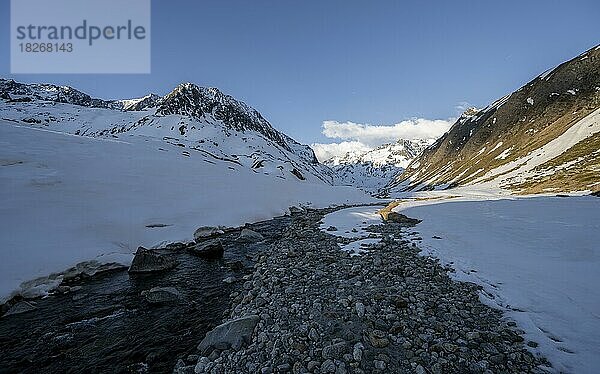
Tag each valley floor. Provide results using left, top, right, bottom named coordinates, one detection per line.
left=367, top=190, right=598, bottom=373
left=1, top=123, right=598, bottom=373
left=180, top=205, right=545, bottom=374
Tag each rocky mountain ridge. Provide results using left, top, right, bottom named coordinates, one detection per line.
left=0, top=79, right=329, bottom=183
left=387, top=44, right=600, bottom=194
left=325, top=139, right=433, bottom=194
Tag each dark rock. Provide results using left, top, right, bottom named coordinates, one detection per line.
left=141, top=287, right=181, bottom=304
left=229, top=260, right=245, bottom=271
left=290, top=168, right=305, bottom=180
left=591, top=191, right=600, bottom=197
left=489, top=353, right=506, bottom=364
left=3, top=301, right=37, bottom=317
left=326, top=226, right=338, bottom=231
left=145, top=223, right=171, bottom=228
left=320, top=360, right=336, bottom=373
left=392, top=296, right=409, bottom=309
left=189, top=239, right=224, bottom=259
left=193, top=226, right=224, bottom=242
left=128, top=247, right=177, bottom=273
left=383, top=212, right=422, bottom=225
left=164, top=242, right=187, bottom=250
left=10, top=96, right=32, bottom=103
left=289, top=206, right=305, bottom=215
left=368, top=329, right=390, bottom=348
left=223, top=276, right=236, bottom=284
left=22, top=117, right=42, bottom=124
left=237, top=228, right=264, bottom=242
left=321, top=341, right=348, bottom=359
left=197, top=315, right=260, bottom=353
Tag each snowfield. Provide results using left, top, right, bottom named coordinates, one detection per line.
left=398, top=193, right=600, bottom=374
left=0, top=121, right=371, bottom=303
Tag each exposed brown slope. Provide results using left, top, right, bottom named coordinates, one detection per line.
left=389, top=44, right=600, bottom=193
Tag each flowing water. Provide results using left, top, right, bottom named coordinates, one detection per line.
left=0, top=216, right=291, bottom=374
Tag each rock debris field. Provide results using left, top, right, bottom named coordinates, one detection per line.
left=177, top=206, right=549, bottom=374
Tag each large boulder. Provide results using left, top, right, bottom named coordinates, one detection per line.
left=141, top=287, right=181, bottom=304
left=383, top=211, right=422, bottom=225
left=193, top=226, right=224, bottom=242
left=289, top=206, right=305, bottom=215
left=128, top=247, right=177, bottom=273
left=188, top=239, right=224, bottom=259
left=197, top=315, right=259, bottom=354
left=236, top=228, right=264, bottom=242
left=2, top=301, right=37, bottom=317
left=591, top=191, right=600, bottom=197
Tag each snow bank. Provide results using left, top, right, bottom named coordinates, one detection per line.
left=396, top=194, right=600, bottom=373
left=0, top=122, right=372, bottom=302
left=319, top=205, right=384, bottom=238
left=319, top=204, right=386, bottom=255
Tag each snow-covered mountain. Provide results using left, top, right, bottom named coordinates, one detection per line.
left=324, top=139, right=433, bottom=194
left=387, top=44, right=600, bottom=194
left=0, top=79, right=332, bottom=184
left=0, top=79, right=370, bottom=302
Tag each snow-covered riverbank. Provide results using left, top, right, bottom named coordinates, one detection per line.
left=323, top=194, right=599, bottom=372
left=0, top=122, right=372, bottom=303
left=393, top=193, right=600, bottom=373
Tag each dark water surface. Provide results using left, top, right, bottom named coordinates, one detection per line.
left=0, top=216, right=291, bottom=373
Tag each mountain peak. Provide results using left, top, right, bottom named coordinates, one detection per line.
left=462, top=107, right=480, bottom=117
left=325, top=138, right=433, bottom=194
left=157, top=82, right=291, bottom=150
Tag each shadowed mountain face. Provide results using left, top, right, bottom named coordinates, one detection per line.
left=157, top=83, right=294, bottom=153
left=389, top=44, right=600, bottom=194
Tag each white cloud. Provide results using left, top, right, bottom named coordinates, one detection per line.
left=311, top=118, right=453, bottom=162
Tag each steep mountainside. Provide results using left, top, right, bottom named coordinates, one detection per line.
left=388, top=44, right=600, bottom=194
left=325, top=139, right=432, bottom=193
left=0, top=79, right=331, bottom=184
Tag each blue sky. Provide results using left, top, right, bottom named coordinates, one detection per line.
left=1, top=0, right=599, bottom=147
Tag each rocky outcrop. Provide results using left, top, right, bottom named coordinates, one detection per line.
left=188, top=239, right=224, bottom=259
left=128, top=247, right=178, bottom=273
left=382, top=211, right=422, bottom=225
